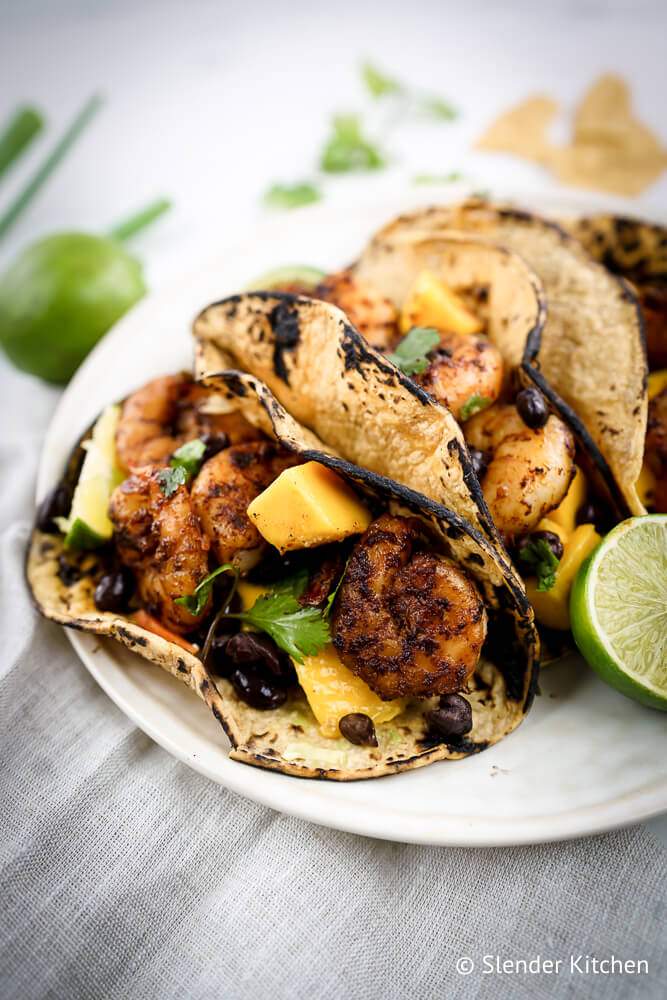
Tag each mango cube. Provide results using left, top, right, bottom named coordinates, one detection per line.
left=247, top=461, right=372, bottom=553
left=648, top=369, right=667, bottom=399
left=399, top=269, right=484, bottom=336
left=636, top=461, right=657, bottom=509
left=294, top=644, right=406, bottom=739
left=526, top=523, right=601, bottom=630
left=543, top=466, right=586, bottom=537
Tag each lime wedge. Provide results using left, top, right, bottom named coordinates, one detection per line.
left=245, top=266, right=325, bottom=292
left=57, top=404, right=124, bottom=549
left=570, top=515, right=667, bottom=710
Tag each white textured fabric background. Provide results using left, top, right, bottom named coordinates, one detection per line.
left=1, top=2, right=667, bottom=997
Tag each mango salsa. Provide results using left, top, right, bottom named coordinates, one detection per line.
left=526, top=523, right=601, bottom=630
left=247, top=461, right=371, bottom=553
left=399, top=270, right=483, bottom=336
left=294, top=645, right=406, bottom=739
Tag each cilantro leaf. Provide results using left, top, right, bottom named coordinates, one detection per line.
left=361, top=62, right=401, bottom=98
left=157, top=438, right=208, bottom=496
left=386, top=326, right=441, bottom=376
left=517, top=539, right=560, bottom=592
left=157, top=465, right=188, bottom=497
left=460, top=394, right=492, bottom=422
left=264, top=182, right=322, bottom=210
left=175, top=563, right=236, bottom=616
left=320, top=115, right=384, bottom=173
left=240, top=590, right=331, bottom=663
left=171, top=438, right=206, bottom=478
left=413, top=171, right=464, bottom=185
left=420, top=96, right=457, bottom=121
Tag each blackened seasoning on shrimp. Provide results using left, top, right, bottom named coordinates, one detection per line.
left=332, top=514, right=486, bottom=700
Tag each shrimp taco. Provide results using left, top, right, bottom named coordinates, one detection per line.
left=28, top=299, right=538, bottom=781
left=286, top=200, right=645, bottom=641
left=361, top=199, right=647, bottom=522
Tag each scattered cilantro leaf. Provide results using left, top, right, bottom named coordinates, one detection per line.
left=420, top=96, right=457, bottom=121
left=413, top=171, right=464, bottom=185
left=239, top=589, right=331, bottom=663
left=470, top=189, right=491, bottom=200
left=264, top=182, right=322, bottom=210
left=157, top=465, right=188, bottom=497
left=460, top=394, right=492, bottom=422
left=171, top=438, right=206, bottom=478
left=361, top=62, right=401, bottom=98
left=175, top=563, right=236, bottom=616
left=158, top=438, right=207, bottom=496
left=320, top=115, right=384, bottom=173
left=386, top=326, right=440, bottom=376
left=517, top=539, right=560, bottom=592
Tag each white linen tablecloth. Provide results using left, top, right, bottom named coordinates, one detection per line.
left=2, top=2, right=667, bottom=996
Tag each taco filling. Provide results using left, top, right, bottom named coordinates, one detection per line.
left=29, top=363, right=537, bottom=780
left=256, top=238, right=598, bottom=637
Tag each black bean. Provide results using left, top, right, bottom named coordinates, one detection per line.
left=576, top=501, right=597, bottom=526
left=36, top=485, right=70, bottom=532
left=468, top=447, right=489, bottom=480
left=339, top=713, right=378, bottom=747
left=230, top=666, right=287, bottom=710
left=426, top=695, right=473, bottom=740
left=94, top=569, right=134, bottom=612
left=201, top=432, right=229, bottom=463
left=516, top=530, right=564, bottom=562
left=206, top=633, right=234, bottom=677
left=516, top=387, right=549, bottom=429
left=223, top=632, right=296, bottom=685
left=57, top=556, right=82, bottom=587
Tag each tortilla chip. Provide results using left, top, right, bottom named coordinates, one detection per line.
left=475, top=95, right=559, bottom=163
left=552, top=75, right=667, bottom=197
left=476, top=75, right=667, bottom=197
left=366, top=202, right=647, bottom=518
left=27, top=373, right=538, bottom=781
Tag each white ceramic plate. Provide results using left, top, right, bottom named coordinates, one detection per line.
left=36, top=185, right=667, bottom=846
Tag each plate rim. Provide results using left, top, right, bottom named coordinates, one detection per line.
left=37, top=180, right=667, bottom=846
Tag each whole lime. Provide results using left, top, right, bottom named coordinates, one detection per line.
left=0, top=232, right=146, bottom=383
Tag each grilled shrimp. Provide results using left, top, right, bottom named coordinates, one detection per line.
left=414, top=331, right=504, bottom=420
left=109, top=467, right=211, bottom=632
left=191, top=441, right=298, bottom=571
left=332, top=514, right=487, bottom=700
left=315, top=270, right=398, bottom=350
left=465, top=404, right=575, bottom=539
left=116, top=373, right=261, bottom=472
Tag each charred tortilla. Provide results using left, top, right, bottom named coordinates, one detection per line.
left=567, top=213, right=667, bottom=370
